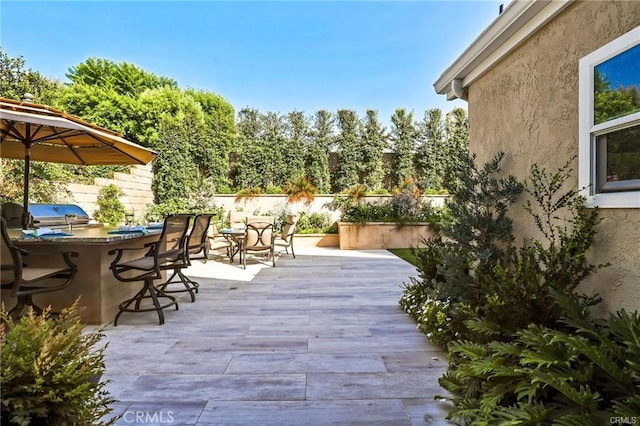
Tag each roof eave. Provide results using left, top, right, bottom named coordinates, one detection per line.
left=434, top=0, right=573, bottom=101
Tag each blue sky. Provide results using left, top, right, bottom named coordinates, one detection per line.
left=1, top=1, right=503, bottom=125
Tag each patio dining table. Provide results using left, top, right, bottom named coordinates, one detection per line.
left=4, top=225, right=163, bottom=324
left=218, top=227, right=246, bottom=263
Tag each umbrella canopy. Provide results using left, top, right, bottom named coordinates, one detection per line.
left=0, top=96, right=157, bottom=228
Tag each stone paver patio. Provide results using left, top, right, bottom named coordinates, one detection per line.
left=99, top=247, right=452, bottom=425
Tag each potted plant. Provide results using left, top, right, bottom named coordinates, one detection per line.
left=0, top=301, right=114, bottom=425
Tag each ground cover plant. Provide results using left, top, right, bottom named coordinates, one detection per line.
left=398, top=153, right=638, bottom=422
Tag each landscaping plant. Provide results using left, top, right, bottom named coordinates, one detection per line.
left=94, top=184, right=126, bottom=227
left=399, top=152, right=629, bottom=422
left=0, top=301, right=114, bottom=425
left=400, top=154, right=604, bottom=345
left=439, top=293, right=640, bottom=424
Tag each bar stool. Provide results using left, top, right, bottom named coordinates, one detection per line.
left=157, top=213, right=214, bottom=302
left=109, top=214, right=192, bottom=326
left=0, top=217, right=78, bottom=319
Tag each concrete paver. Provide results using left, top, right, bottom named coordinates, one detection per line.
left=99, top=247, right=452, bottom=425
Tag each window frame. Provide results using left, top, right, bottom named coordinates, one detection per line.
left=578, top=26, right=640, bottom=208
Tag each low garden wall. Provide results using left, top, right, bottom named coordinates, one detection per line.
left=338, top=222, right=434, bottom=250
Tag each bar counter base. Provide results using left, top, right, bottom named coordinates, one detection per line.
left=2, top=230, right=165, bottom=325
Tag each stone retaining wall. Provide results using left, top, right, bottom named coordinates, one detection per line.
left=66, top=164, right=154, bottom=220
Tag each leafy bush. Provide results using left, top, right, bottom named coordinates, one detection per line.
left=400, top=154, right=604, bottom=345
left=439, top=294, right=640, bottom=424
left=0, top=302, right=114, bottom=425
left=295, top=211, right=335, bottom=234
left=235, top=186, right=263, bottom=202
left=94, top=184, right=125, bottom=226
left=334, top=184, right=442, bottom=224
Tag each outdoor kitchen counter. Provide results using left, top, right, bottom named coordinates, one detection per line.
left=5, top=226, right=164, bottom=325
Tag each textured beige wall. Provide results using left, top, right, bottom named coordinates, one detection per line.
left=467, top=1, right=640, bottom=314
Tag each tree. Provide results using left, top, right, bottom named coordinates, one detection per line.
left=285, top=111, right=308, bottom=185
left=416, top=108, right=446, bottom=190
left=66, top=58, right=176, bottom=97
left=307, top=110, right=334, bottom=193
left=184, top=89, right=235, bottom=191
left=359, top=110, right=387, bottom=191
left=0, top=47, right=62, bottom=105
left=234, top=108, right=263, bottom=189
left=334, top=109, right=360, bottom=192
left=260, top=111, right=288, bottom=189
left=152, top=116, right=198, bottom=205
left=443, top=107, right=469, bottom=189
left=389, top=108, right=417, bottom=189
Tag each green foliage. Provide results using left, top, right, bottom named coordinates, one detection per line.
left=151, top=116, right=198, bottom=205
left=0, top=48, right=63, bottom=105
left=66, top=57, right=176, bottom=96
left=439, top=294, right=640, bottom=424
left=235, top=187, right=264, bottom=202
left=415, top=108, right=469, bottom=191
left=307, top=110, right=334, bottom=193
left=94, top=184, right=125, bottom=226
left=144, top=198, right=190, bottom=223
left=359, top=109, right=387, bottom=191
left=0, top=301, right=114, bottom=425
left=389, top=108, right=417, bottom=189
left=335, top=182, right=444, bottom=225
left=334, top=109, right=361, bottom=192
left=293, top=211, right=335, bottom=234
left=400, top=153, right=606, bottom=346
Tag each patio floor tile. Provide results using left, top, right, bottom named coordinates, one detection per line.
left=100, top=247, right=451, bottom=424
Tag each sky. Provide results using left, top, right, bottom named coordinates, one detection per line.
left=1, top=0, right=504, bottom=125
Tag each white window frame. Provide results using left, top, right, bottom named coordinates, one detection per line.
left=578, top=26, right=640, bottom=208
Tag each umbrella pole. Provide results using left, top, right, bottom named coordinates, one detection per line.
left=22, top=145, right=31, bottom=229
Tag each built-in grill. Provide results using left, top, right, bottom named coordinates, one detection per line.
left=1, top=202, right=91, bottom=229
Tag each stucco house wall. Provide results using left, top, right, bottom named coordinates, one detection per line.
left=442, top=1, right=640, bottom=314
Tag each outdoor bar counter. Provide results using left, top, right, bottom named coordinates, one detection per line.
left=4, top=226, right=163, bottom=325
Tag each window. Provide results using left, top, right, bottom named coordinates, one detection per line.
left=579, top=26, right=640, bottom=208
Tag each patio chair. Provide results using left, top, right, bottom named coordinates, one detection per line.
left=157, top=213, right=214, bottom=302
left=0, top=217, right=78, bottom=319
left=274, top=214, right=299, bottom=259
left=242, top=220, right=276, bottom=269
left=109, top=214, right=192, bottom=326
left=208, top=220, right=235, bottom=261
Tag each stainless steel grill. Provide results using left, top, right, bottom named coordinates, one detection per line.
left=1, top=202, right=91, bottom=229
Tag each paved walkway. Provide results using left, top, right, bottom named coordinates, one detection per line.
left=100, top=247, right=452, bottom=425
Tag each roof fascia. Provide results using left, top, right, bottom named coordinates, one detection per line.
left=434, top=0, right=573, bottom=101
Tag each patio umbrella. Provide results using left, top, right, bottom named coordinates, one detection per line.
left=0, top=95, right=157, bottom=228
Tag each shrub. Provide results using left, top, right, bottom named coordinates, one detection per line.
left=439, top=294, right=640, bottom=424
left=400, top=154, right=604, bottom=346
left=235, top=186, right=263, bottom=202
left=334, top=186, right=442, bottom=224
left=144, top=199, right=190, bottom=222
left=94, top=184, right=125, bottom=227
left=0, top=301, right=114, bottom=425
left=295, top=211, right=334, bottom=234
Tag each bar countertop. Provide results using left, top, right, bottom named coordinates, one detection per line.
left=8, top=225, right=163, bottom=244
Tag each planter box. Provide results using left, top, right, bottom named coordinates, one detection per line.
left=338, top=221, right=433, bottom=250
left=293, top=233, right=339, bottom=248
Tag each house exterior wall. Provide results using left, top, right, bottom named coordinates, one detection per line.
left=466, top=1, right=640, bottom=314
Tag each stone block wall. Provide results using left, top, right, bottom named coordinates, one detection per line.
left=66, top=164, right=154, bottom=220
